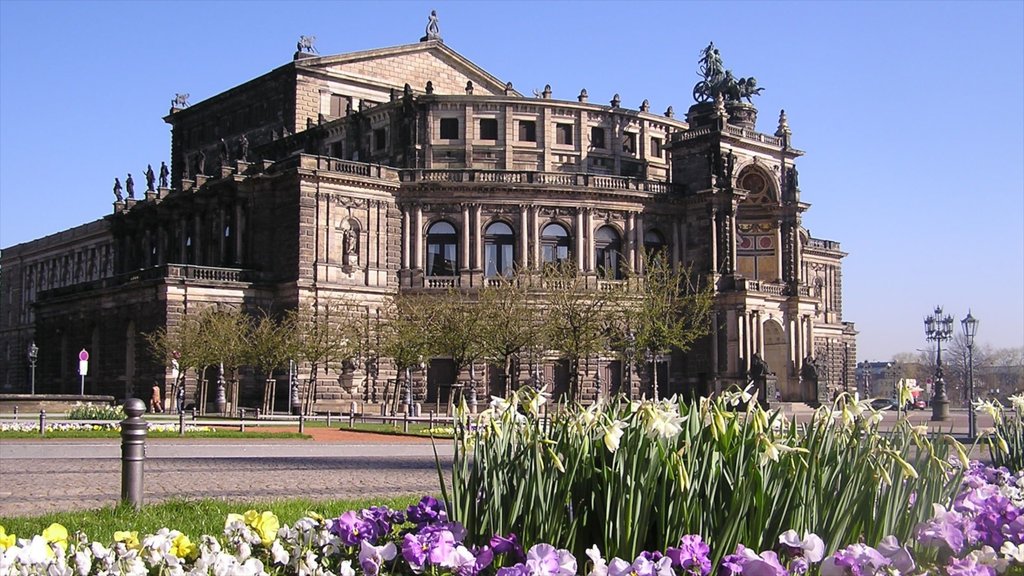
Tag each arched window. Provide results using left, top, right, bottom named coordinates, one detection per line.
left=426, top=221, right=458, bottom=276
left=541, top=223, right=571, bottom=264
left=595, top=226, right=622, bottom=279
left=644, top=229, right=666, bottom=260
left=485, top=221, right=515, bottom=277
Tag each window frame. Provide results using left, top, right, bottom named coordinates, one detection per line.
left=426, top=221, right=459, bottom=277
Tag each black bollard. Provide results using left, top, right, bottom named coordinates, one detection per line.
left=178, top=409, right=185, bottom=436
left=38, top=409, right=46, bottom=437
left=298, top=410, right=305, bottom=434
left=120, top=398, right=148, bottom=509
left=13, top=405, right=18, bottom=421
left=239, top=408, right=246, bottom=433
left=191, top=407, right=197, bottom=422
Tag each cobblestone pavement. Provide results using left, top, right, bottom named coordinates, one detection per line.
left=0, top=437, right=453, bottom=519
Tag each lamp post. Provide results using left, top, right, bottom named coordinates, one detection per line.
left=924, top=305, right=954, bottom=421
left=961, top=310, right=979, bottom=439
left=27, top=342, right=38, bottom=395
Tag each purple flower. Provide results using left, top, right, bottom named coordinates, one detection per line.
left=820, top=544, right=889, bottom=576
left=496, top=564, right=529, bottom=576
left=358, top=540, right=396, bottom=576
left=490, top=533, right=525, bottom=561
left=363, top=505, right=403, bottom=538
left=408, top=496, right=448, bottom=525
left=667, top=535, right=712, bottom=576
left=401, top=533, right=429, bottom=572
left=718, top=546, right=786, bottom=576
left=945, top=555, right=997, bottom=576
left=876, top=536, right=915, bottom=574
left=525, top=543, right=577, bottom=576
left=330, top=511, right=376, bottom=546
left=915, top=505, right=966, bottom=554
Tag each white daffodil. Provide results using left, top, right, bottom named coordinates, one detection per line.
left=644, top=404, right=686, bottom=440
left=602, top=420, right=628, bottom=453
left=1008, top=393, right=1024, bottom=414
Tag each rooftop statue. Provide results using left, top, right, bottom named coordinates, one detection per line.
left=693, top=42, right=764, bottom=104
left=171, top=93, right=190, bottom=109
left=423, top=10, right=442, bottom=41
left=297, top=35, right=318, bottom=54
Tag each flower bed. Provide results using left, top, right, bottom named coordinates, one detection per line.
left=1, top=466, right=1020, bottom=576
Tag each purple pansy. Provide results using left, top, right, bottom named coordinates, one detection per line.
left=525, top=543, right=578, bottom=576
left=667, top=534, right=712, bottom=576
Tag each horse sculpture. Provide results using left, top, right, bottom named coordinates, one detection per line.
left=171, top=93, right=190, bottom=109
left=297, top=35, right=318, bottom=54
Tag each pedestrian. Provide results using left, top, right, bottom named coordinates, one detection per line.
left=176, top=381, right=185, bottom=414
left=151, top=380, right=164, bottom=413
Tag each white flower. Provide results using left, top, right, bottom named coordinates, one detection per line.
left=270, top=540, right=289, bottom=566
left=1001, top=541, right=1024, bottom=563
left=441, top=545, right=477, bottom=572
left=602, top=420, right=627, bottom=453
left=74, top=548, right=92, bottom=576
left=969, top=546, right=1009, bottom=573
left=585, top=545, right=608, bottom=576
left=339, top=559, right=355, bottom=576
left=779, top=530, right=825, bottom=562
left=643, top=404, right=685, bottom=440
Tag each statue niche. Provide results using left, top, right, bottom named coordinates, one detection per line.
left=339, top=218, right=360, bottom=268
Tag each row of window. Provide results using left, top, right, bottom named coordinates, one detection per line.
left=436, top=118, right=663, bottom=155
left=425, top=221, right=666, bottom=279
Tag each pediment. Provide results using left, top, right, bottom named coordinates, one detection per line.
left=296, top=41, right=517, bottom=96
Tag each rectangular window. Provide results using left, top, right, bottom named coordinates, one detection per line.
left=650, top=137, right=663, bottom=158
left=329, top=94, right=347, bottom=117
left=555, top=123, right=573, bottom=145
left=622, top=133, right=636, bottom=154
left=591, top=127, right=606, bottom=149
left=374, top=128, right=386, bottom=151
left=440, top=117, right=460, bottom=140
left=518, top=120, right=537, bottom=142
left=479, top=118, right=498, bottom=140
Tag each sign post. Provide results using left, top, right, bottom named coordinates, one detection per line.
left=78, top=349, right=89, bottom=395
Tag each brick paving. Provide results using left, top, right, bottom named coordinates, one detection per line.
left=0, top=428, right=452, bottom=519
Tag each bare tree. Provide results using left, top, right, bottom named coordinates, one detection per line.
left=476, top=269, right=544, bottom=395
left=621, top=253, right=714, bottom=398
left=287, top=299, right=364, bottom=415
left=378, top=293, right=435, bottom=412
left=539, top=261, right=625, bottom=403
left=246, top=310, right=296, bottom=414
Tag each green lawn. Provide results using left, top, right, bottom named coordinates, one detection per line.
left=0, top=495, right=423, bottom=540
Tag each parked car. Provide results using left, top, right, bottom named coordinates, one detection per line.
left=869, top=398, right=898, bottom=411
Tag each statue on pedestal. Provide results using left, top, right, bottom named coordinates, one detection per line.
left=159, top=162, right=169, bottom=188
left=422, top=10, right=442, bottom=41
left=145, top=164, right=156, bottom=191
left=125, top=174, right=135, bottom=199
left=113, top=178, right=123, bottom=202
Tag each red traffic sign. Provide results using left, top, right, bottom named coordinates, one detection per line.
left=79, top=349, right=89, bottom=361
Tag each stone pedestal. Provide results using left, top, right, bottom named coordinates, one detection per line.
left=157, top=186, right=171, bottom=199
left=144, top=190, right=158, bottom=201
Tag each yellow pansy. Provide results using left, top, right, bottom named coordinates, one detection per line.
left=170, top=533, right=196, bottom=559
left=250, top=511, right=280, bottom=546
left=113, top=530, right=140, bottom=550
left=0, top=525, right=15, bottom=550
left=42, top=523, right=68, bottom=551
left=243, top=510, right=260, bottom=526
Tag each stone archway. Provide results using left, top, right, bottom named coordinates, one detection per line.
left=762, top=320, right=791, bottom=401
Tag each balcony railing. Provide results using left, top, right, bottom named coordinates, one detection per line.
left=401, top=169, right=677, bottom=194
left=425, top=276, right=459, bottom=289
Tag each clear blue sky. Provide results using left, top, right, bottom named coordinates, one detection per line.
left=1, top=0, right=1021, bottom=361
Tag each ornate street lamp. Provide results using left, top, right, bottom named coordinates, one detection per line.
left=27, top=341, right=38, bottom=395
left=961, top=310, right=979, bottom=439
left=924, top=305, right=954, bottom=421
left=289, top=359, right=300, bottom=415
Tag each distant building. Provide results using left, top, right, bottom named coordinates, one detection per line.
left=0, top=23, right=855, bottom=408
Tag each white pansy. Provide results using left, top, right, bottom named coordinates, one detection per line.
left=585, top=545, right=608, bottom=576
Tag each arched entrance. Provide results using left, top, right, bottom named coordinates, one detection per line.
left=762, top=320, right=791, bottom=400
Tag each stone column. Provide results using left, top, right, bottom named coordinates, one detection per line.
left=626, top=212, right=636, bottom=271
left=401, top=206, right=410, bottom=269
left=474, top=204, right=483, bottom=270
left=708, top=208, right=717, bottom=274
left=575, top=209, right=585, bottom=270
left=532, top=206, right=541, bottom=266
left=461, top=204, right=471, bottom=272
left=634, top=214, right=645, bottom=274
left=671, top=219, right=681, bottom=271
left=414, top=205, right=424, bottom=270
left=519, top=204, right=528, bottom=268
